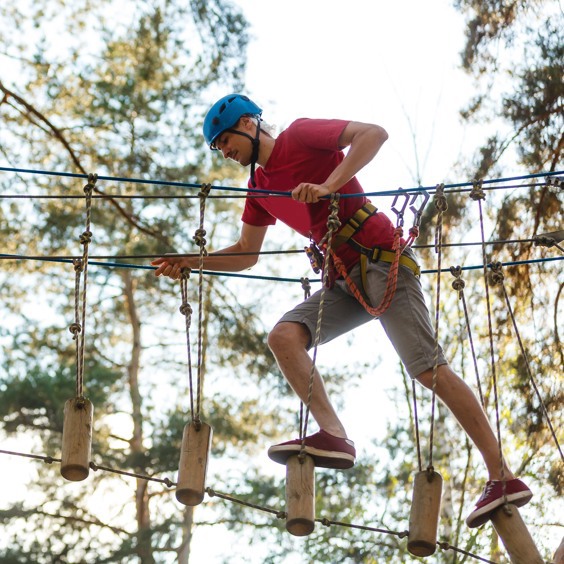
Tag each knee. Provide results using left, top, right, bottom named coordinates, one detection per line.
left=267, top=322, right=310, bottom=354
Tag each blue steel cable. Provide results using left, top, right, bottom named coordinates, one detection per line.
left=0, top=165, right=562, bottom=199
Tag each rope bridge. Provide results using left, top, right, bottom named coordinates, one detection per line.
left=0, top=166, right=562, bottom=563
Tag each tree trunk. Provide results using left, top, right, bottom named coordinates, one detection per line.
left=123, top=271, right=154, bottom=563
left=178, top=506, right=195, bottom=564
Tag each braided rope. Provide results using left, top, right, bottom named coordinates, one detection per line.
left=449, top=266, right=486, bottom=408
left=411, top=378, right=423, bottom=472
left=68, top=173, right=96, bottom=399
left=194, top=183, right=211, bottom=422
left=328, top=190, right=426, bottom=319
left=300, top=195, right=341, bottom=449
left=179, top=268, right=195, bottom=420
left=489, top=262, right=564, bottom=462
left=471, top=180, right=507, bottom=497
left=330, top=226, right=403, bottom=317
left=428, top=183, right=447, bottom=470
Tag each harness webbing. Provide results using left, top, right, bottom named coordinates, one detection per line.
left=327, top=201, right=420, bottom=317
left=332, top=202, right=378, bottom=250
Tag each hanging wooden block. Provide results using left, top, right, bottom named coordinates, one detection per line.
left=176, top=421, right=212, bottom=506
left=285, top=454, right=315, bottom=536
left=60, top=397, right=93, bottom=482
left=407, top=469, right=443, bottom=557
left=491, top=504, right=544, bottom=564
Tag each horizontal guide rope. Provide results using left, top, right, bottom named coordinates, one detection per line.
left=0, top=166, right=561, bottom=199
left=0, top=253, right=562, bottom=283
left=0, top=447, right=497, bottom=564
left=0, top=179, right=560, bottom=201
left=0, top=235, right=547, bottom=261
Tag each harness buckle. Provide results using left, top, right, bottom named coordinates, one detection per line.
left=370, top=247, right=382, bottom=263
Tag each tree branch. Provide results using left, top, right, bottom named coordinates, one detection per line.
left=0, top=80, right=174, bottom=249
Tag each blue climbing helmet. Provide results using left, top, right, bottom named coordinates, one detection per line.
left=203, top=93, right=262, bottom=149
left=203, top=94, right=263, bottom=186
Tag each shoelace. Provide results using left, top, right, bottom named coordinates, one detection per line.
left=478, top=482, right=495, bottom=502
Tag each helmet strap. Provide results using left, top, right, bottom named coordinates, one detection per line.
left=249, top=119, right=261, bottom=187
left=224, top=118, right=262, bottom=187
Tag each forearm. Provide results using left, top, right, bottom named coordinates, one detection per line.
left=152, top=223, right=268, bottom=279
left=182, top=243, right=259, bottom=272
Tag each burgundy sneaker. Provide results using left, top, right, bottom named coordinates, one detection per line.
left=466, top=478, right=533, bottom=528
left=267, top=429, right=356, bottom=469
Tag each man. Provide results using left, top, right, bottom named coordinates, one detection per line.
left=152, top=93, right=532, bottom=528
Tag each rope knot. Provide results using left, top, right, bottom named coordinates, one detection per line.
left=84, top=173, right=97, bottom=194
left=450, top=266, right=465, bottom=296
left=488, top=262, right=504, bottom=286
left=470, top=180, right=485, bottom=201
left=69, top=322, right=82, bottom=338
left=320, top=518, right=331, bottom=527
left=193, top=228, right=207, bottom=251
left=179, top=303, right=193, bottom=317
left=180, top=267, right=191, bottom=280
left=73, top=259, right=84, bottom=273
left=326, top=215, right=341, bottom=233
left=408, top=225, right=419, bottom=239
left=198, top=183, right=212, bottom=199
left=434, top=184, right=448, bottom=212
left=452, top=278, right=465, bottom=292
left=80, top=230, right=93, bottom=245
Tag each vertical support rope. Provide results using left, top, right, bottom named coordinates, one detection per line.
left=449, top=266, right=486, bottom=408
left=428, top=183, right=447, bottom=470
left=412, top=379, right=423, bottom=472
left=68, top=173, right=96, bottom=400
left=179, top=269, right=195, bottom=419
left=194, top=183, right=211, bottom=424
left=471, top=180, right=507, bottom=495
left=299, top=195, right=341, bottom=451
left=489, top=262, right=564, bottom=462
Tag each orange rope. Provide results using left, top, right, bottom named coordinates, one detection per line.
left=330, top=226, right=405, bottom=317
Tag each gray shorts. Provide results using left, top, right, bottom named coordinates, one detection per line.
left=277, top=247, right=446, bottom=378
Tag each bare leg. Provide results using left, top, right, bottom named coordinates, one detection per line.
left=267, top=322, right=347, bottom=438
left=416, top=364, right=514, bottom=480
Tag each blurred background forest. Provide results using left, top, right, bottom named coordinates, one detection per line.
left=0, top=0, right=562, bottom=562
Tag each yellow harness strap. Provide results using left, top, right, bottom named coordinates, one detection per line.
left=332, top=202, right=420, bottom=282
left=332, top=203, right=378, bottom=250
left=358, top=246, right=421, bottom=278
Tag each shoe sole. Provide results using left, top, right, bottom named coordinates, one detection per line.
left=268, top=445, right=355, bottom=469
left=466, top=490, right=533, bottom=528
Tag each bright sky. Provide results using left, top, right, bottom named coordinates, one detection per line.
left=236, top=0, right=476, bottom=190
left=2, top=2, right=560, bottom=562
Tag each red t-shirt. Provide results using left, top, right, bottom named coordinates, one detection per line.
left=241, top=118, right=397, bottom=272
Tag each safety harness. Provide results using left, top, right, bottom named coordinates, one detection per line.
left=305, top=201, right=420, bottom=317
left=332, top=202, right=419, bottom=282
